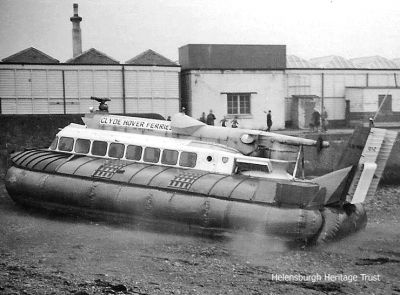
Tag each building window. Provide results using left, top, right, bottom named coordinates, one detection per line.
left=227, top=93, right=251, bottom=115
left=378, top=94, right=392, bottom=112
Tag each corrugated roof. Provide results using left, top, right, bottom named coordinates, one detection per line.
left=2, top=47, right=59, bottom=64
left=309, top=55, right=355, bottom=68
left=126, top=49, right=178, bottom=66
left=350, top=55, right=397, bottom=69
left=66, top=48, right=119, bottom=64
left=286, top=55, right=316, bottom=68
left=391, top=58, right=400, bottom=68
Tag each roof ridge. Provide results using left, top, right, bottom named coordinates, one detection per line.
left=125, top=49, right=177, bottom=66
left=66, top=48, right=119, bottom=64
left=2, top=47, right=59, bottom=63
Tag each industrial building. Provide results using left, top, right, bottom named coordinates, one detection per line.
left=179, top=44, right=287, bottom=130
left=1, top=3, right=399, bottom=130
left=0, top=49, right=180, bottom=117
left=180, top=45, right=400, bottom=129
left=286, top=55, right=400, bottom=128
left=0, top=4, right=180, bottom=118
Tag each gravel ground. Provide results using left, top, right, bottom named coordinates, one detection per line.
left=0, top=181, right=399, bottom=295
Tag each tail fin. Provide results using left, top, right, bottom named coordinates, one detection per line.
left=345, top=128, right=397, bottom=204
left=311, top=127, right=396, bottom=244
left=313, top=127, right=397, bottom=206
left=335, top=126, right=370, bottom=170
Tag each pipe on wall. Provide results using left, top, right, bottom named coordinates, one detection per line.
left=321, top=73, right=325, bottom=113
left=122, top=65, right=126, bottom=114
left=62, top=70, right=66, bottom=114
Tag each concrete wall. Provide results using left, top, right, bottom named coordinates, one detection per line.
left=186, top=70, right=286, bottom=130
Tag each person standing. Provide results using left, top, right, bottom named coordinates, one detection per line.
left=311, top=109, right=321, bottom=132
left=231, top=116, right=239, bottom=128
left=199, top=112, right=206, bottom=123
left=220, top=116, right=228, bottom=127
left=369, top=117, right=375, bottom=128
left=264, top=110, right=273, bottom=131
left=206, top=110, right=216, bottom=125
left=321, top=108, right=328, bottom=132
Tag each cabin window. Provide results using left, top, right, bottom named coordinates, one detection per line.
left=161, top=149, right=178, bottom=165
left=126, top=145, right=142, bottom=160
left=143, top=147, right=160, bottom=163
left=109, top=143, right=125, bottom=159
left=179, top=152, right=197, bottom=168
left=49, top=137, right=58, bottom=150
left=58, top=137, right=74, bottom=152
left=91, top=140, right=108, bottom=156
left=75, top=138, right=91, bottom=154
left=236, top=162, right=270, bottom=173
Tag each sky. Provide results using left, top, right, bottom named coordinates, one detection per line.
left=0, top=0, right=400, bottom=63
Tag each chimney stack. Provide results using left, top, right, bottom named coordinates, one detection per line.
left=70, top=3, right=82, bottom=57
